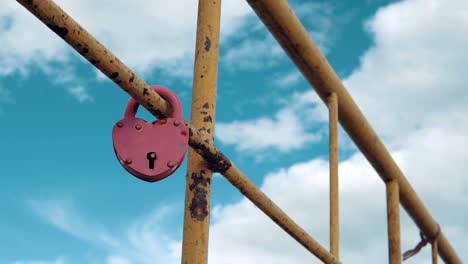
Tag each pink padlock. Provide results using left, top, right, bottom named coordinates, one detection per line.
left=112, top=85, right=189, bottom=182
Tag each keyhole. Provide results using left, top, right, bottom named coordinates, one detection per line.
left=146, top=152, right=157, bottom=169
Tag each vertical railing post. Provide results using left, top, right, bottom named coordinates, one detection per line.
left=181, top=0, right=222, bottom=263
left=328, top=93, right=339, bottom=258
left=432, top=240, right=439, bottom=264
left=386, top=180, right=401, bottom=264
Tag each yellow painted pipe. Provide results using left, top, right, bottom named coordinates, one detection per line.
left=181, top=0, right=222, bottom=263
left=17, top=1, right=339, bottom=262
left=246, top=0, right=461, bottom=262
left=328, top=93, right=339, bottom=259
left=386, top=180, right=401, bottom=264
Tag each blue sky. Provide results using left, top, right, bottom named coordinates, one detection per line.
left=1, top=0, right=467, bottom=263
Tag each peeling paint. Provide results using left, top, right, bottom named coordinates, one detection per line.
left=146, top=99, right=154, bottom=108
left=203, top=115, right=212, bottom=123
left=204, top=37, right=211, bottom=51
left=189, top=128, right=232, bottom=173
left=189, top=187, right=209, bottom=221
left=189, top=170, right=211, bottom=190
left=89, top=59, right=100, bottom=65
left=81, top=47, right=89, bottom=54
left=189, top=171, right=211, bottom=221
left=110, top=72, right=119, bottom=79
left=46, top=24, right=68, bottom=38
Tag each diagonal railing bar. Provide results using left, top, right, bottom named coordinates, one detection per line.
left=246, top=0, right=461, bottom=263
left=16, top=0, right=339, bottom=263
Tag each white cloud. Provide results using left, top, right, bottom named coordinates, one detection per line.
left=220, top=1, right=253, bottom=36
left=106, top=256, right=130, bottom=264
left=215, top=88, right=336, bottom=155
left=343, top=0, right=468, bottom=143
left=216, top=2, right=344, bottom=154
left=207, top=153, right=388, bottom=263
left=29, top=199, right=116, bottom=246
left=222, top=35, right=283, bottom=69
left=274, top=70, right=303, bottom=87
left=66, top=86, right=93, bottom=103
left=0, top=1, right=251, bottom=105
left=27, top=132, right=468, bottom=263
left=29, top=199, right=180, bottom=264
left=294, top=2, right=338, bottom=55
left=0, top=1, right=250, bottom=78
left=0, top=2, right=70, bottom=77
left=208, top=124, right=468, bottom=263
left=26, top=112, right=468, bottom=263
left=216, top=108, right=321, bottom=153
left=221, top=2, right=337, bottom=70
left=288, top=0, right=468, bottom=147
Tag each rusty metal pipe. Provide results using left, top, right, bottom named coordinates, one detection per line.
left=386, top=180, right=401, bottom=264
left=17, top=1, right=339, bottom=262
left=181, top=0, right=221, bottom=263
left=433, top=240, right=439, bottom=264
left=328, top=93, right=339, bottom=258
left=246, top=0, right=461, bottom=263
left=223, top=166, right=340, bottom=263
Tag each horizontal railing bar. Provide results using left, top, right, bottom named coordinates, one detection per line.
left=16, top=1, right=339, bottom=263
left=246, top=0, right=461, bottom=263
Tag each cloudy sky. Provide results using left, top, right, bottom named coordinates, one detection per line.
left=1, top=0, right=467, bottom=263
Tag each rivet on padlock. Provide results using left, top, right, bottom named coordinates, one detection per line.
left=112, top=85, right=189, bottom=182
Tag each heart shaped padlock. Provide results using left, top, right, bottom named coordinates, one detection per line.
left=112, top=85, right=189, bottom=182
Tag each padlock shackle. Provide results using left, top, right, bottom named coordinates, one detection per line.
left=124, top=85, right=183, bottom=120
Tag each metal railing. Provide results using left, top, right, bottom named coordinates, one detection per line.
left=17, top=0, right=461, bottom=263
